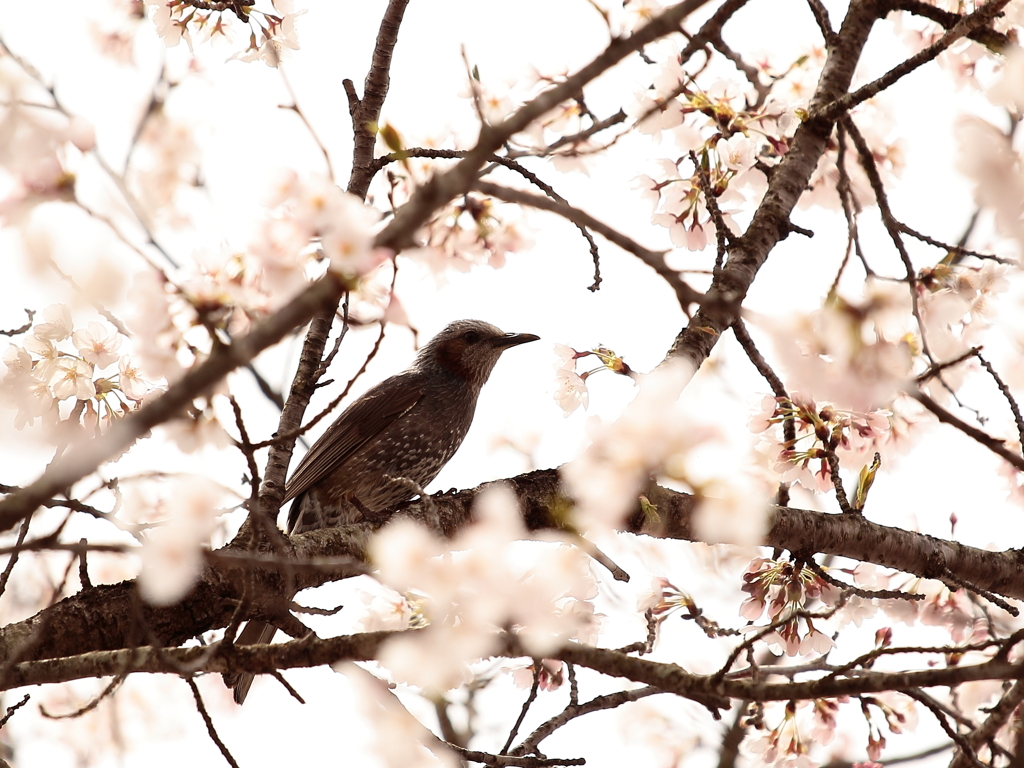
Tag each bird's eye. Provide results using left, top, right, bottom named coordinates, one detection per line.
left=462, top=330, right=481, bottom=344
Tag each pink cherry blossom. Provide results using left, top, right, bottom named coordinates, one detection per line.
left=49, top=358, right=95, bottom=400
left=72, top=321, right=122, bottom=369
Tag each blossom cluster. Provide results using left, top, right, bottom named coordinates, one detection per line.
left=745, top=692, right=915, bottom=768
left=142, top=0, right=302, bottom=67
left=628, top=72, right=778, bottom=250
left=368, top=485, right=599, bottom=693
left=740, top=556, right=842, bottom=656
left=1, top=304, right=152, bottom=434
left=124, top=172, right=384, bottom=379
left=625, top=39, right=911, bottom=249
left=551, top=342, right=633, bottom=416
left=750, top=393, right=907, bottom=496
left=412, top=193, right=530, bottom=273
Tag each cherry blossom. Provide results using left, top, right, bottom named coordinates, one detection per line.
left=49, top=358, right=96, bottom=401
left=354, top=586, right=416, bottom=633
left=229, top=7, right=303, bottom=68
left=370, top=485, right=599, bottom=692
left=336, top=665, right=460, bottom=768
left=510, top=659, right=564, bottom=691
left=117, top=356, right=151, bottom=401
left=138, top=477, right=226, bottom=606
left=754, top=295, right=914, bottom=414
left=32, top=303, right=74, bottom=341
left=23, top=334, right=61, bottom=385
left=553, top=368, right=588, bottom=416
left=72, top=321, right=122, bottom=368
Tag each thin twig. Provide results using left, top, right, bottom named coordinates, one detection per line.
left=511, top=686, right=664, bottom=757
left=911, top=390, right=1024, bottom=472
left=975, top=351, right=1024, bottom=452
left=502, top=663, right=542, bottom=754
left=187, top=678, right=240, bottom=768
left=41, top=675, right=124, bottom=719
left=0, top=309, right=34, bottom=337
left=279, top=63, right=335, bottom=180
left=0, top=694, right=30, bottom=728
left=473, top=180, right=699, bottom=308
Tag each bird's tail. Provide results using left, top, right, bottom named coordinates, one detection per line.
left=223, top=620, right=277, bottom=705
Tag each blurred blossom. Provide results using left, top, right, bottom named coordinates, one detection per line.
left=561, top=360, right=692, bottom=530
left=563, top=358, right=767, bottom=538
left=754, top=295, right=913, bottom=414
left=126, top=269, right=195, bottom=383
left=161, top=409, right=230, bottom=454
left=33, top=304, right=74, bottom=341
left=64, top=115, right=96, bottom=153
left=989, top=45, right=1024, bottom=115
left=917, top=261, right=1010, bottom=398
left=411, top=193, right=530, bottom=276
left=800, top=100, right=904, bottom=211
left=955, top=116, right=1024, bottom=249
left=251, top=172, right=385, bottom=308
left=355, top=587, right=416, bottom=632
left=370, top=485, right=599, bottom=692
left=879, top=577, right=988, bottom=644
left=336, top=666, right=459, bottom=768
left=510, top=659, right=564, bottom=691
left=131, top=111, right=199, bottom=222
left=138, top=477, right=225, bottom=605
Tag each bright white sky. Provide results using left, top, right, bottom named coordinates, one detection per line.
left=0, top=0, right=1022, bottom=765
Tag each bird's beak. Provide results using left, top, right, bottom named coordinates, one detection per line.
left=493, top=332, right=540, bottom=349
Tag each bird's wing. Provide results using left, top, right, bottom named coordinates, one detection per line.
left=283, top=374, right=424, bottom=504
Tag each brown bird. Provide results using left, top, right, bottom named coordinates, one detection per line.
left=226, top=319, right=539, bottom=703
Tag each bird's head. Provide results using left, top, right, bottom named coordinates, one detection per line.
left=417, top=319, right=539, bottom=389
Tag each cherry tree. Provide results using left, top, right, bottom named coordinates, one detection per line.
left=0, top=0, right=1022, bottom=765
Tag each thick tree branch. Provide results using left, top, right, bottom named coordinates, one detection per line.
left=7, top=626, right=1024, bottom=710
left=4, top=468, right=1023, bottom=680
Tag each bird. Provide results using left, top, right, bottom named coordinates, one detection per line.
left=225, top=319, right=539, bottom=703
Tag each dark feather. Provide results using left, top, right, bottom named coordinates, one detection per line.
left=283, top=373, right=424, bottom=506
